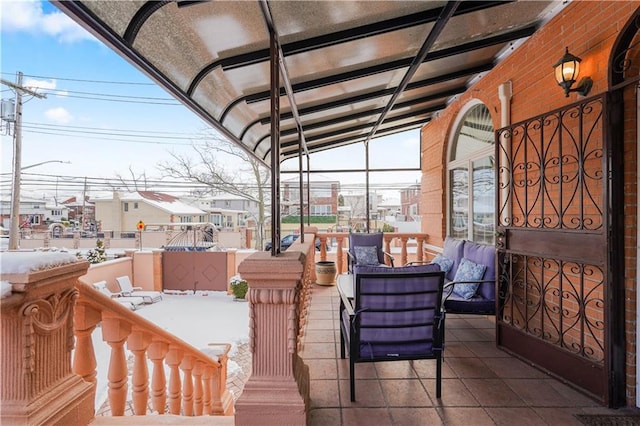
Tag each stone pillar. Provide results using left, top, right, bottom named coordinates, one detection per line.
left=235, top=250, right=310, bottom=425
left=0, top=254, right=93, bottom=425
left=226, top=249, right=237, bottom=294
left=152, top=249, right=164, bottom=292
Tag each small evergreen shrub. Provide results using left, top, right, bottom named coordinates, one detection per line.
left=230, top=275, right=248, bottom=299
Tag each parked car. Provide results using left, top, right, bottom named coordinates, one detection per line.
left=265, top=234, right=329, bottom=252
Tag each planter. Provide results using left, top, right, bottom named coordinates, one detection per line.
left=315, top=261, right=336, bottom=286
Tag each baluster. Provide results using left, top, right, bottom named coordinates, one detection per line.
left=210, top=344, right=233, bottom=415
left=181, top=355, right=195, bottom=416
left=336, top=236, right=344, bottom=273
left=73, top=304, right=100, bottom=385
left=416, top=235, right=425, bottom=262
left=193, top=362, right=204, bottom=416
left=400, top=236, right=408, bottom=265
left=101, top=316, right=131, bottom=416
left=148, top=341, right=168, bottom=414
left=203, top=365, right=213, bottom=414
left=318, top=235, right=327, bottom=260
left=383, top=235, right=393, bottom=265
left=127, top=330, right=151, bottom=415
left=166, top=346, right=184, bottom=414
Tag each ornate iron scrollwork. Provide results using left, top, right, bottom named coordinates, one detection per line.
left=613, top=14, right=640, bottom=76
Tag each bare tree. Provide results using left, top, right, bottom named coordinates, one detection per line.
left=112, top=166, right=149, bottom=192
left=158, top=135, right=270, bottom=249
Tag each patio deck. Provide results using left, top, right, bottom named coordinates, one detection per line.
left=301, top=283, right=640, bottom=425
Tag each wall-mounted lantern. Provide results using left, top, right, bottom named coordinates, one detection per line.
left=553, top=47, right=593, bottom=97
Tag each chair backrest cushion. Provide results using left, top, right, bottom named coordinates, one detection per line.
left=462, top=241, right=496, bottom=300
left=352, top=264, right=443, bottom=359
left=442, top=237, right=465, bottom=281
left=349, top=233, right=384, bottom=264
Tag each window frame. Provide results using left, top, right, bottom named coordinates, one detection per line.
left=446, top=100, right=495, bottom=243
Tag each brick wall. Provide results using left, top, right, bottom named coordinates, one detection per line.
left=421, top=0, right=639, bottom=406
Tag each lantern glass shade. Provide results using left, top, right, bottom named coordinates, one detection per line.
left=555, top=58, right=579, bottom=85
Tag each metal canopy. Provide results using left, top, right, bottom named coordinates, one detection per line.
left=53, top=0, right=560, bottom=167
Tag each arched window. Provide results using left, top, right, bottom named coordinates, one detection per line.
left=447, top=102, right=495, bottom=244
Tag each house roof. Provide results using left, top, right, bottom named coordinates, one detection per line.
left=53, top=1, right=565, bottom=167
left=98, top=191, right=207, bottom=215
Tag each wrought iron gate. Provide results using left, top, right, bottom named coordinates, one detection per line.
left=495, top=94, right=611, bottom=403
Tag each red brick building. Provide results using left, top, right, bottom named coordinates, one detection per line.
left=421, top=2, right=639, bottom=407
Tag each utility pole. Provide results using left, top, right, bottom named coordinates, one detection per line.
left=1, top=72, right=46, bottom=250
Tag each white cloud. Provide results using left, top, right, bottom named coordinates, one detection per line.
left=1, top=1, right=95, bottom=43
left=24, top=77, right=56, bottom=91
left=45, top=107, right=73, bottom=124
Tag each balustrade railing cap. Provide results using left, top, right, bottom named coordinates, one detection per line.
left=0, top=252, right=89, bottom=291
left=238, top=251, right=305, bottom=288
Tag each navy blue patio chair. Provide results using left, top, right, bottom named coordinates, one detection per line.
left=347, top=232, right=395, bottom=273
left=338, top=263, right=445, bottom=401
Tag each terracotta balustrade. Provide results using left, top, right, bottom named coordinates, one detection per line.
left=73, top=280, right=234, bottom=417
left=1, top=254, right=94, bottom=425
left=315, top=232, right=429, bottom=272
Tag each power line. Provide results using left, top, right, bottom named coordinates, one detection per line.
left=21, top=121, right=207, bottom=136
left=21, top=129, right=208, bottom=146
left=39, top=92, right=180, bottom=105
left=21, top=124, right=210, bottom=141
left=1, top=71, right=155, bottom=86
left=42, top=89, right=176, bottom=101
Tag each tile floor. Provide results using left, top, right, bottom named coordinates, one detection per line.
left=301, top=283, right=639, bottom=425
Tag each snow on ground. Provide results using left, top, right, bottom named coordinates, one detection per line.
left=92, top=291, right=250, bottom=410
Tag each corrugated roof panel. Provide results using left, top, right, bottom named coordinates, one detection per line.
left=54, top=0, right=561, bottom=165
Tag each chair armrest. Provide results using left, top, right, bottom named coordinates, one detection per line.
left=404, top=260, right=431, bottom=266
left=131, top=286, right=143, bottom=291
left=338, top=286, right=355, bottom=316
left=382, top=251, right=395, bottom=266
left=346, top=251, right=356, bottom=273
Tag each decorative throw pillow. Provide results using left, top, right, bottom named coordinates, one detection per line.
left=452, top=257, right=486, bottom=299
left=354, top=246, right=379, bottom=266
left=430, top=254, right=453, bottom=273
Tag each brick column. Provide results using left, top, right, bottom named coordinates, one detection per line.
left=235, top=250, right=310, bottom=425
left=0, top=254, right=93, bottom=425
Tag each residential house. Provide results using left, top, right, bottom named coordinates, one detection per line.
left=94, top=191, right=207, bottom=233
left=0, top=196, right=69, bottom=231
left=61, top=195, right=96, bottom=230
left=400, top=184, right=420, bottom=222
left=281, top=176, right=339, bottom=217
left=182, top=194, right=259, bottom=231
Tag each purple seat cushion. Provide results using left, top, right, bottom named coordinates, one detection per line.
left=443, top=292, right=495, bottom=314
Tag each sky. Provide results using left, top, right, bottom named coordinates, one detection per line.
left=1, top=1, right=421, bottom=204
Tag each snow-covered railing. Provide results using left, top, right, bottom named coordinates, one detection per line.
left=73, top=280, right=234, bottom=418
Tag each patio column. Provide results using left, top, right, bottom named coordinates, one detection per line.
left=235, top=250, right=310, bottom=425
left=0, top=254, right=93, bottom=425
